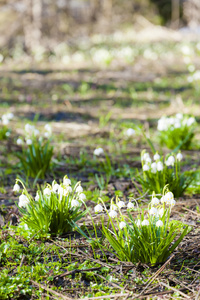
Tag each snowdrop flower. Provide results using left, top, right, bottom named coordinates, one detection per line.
left=188, top=65, right=195, bottom=73
left=93, top=147, right=104, bottom=156
left=13, top=183, right=20, bottom=193
left=149, top=207, right=158, bottom=216
left=25, top=123, right=34, bottom=134
left=43, top=188, right=52, bottom=196
left=176, top=113, right=183, bottom=119
left=145, top=157, right=152, bottom=164
left=151, top=162, right=157, bottom=173
left=187, top=117, right=195, bottom=127
left=160, top=196, right=165, bottom=204
left=170, top=199, right=176, bottom=207
left=76, top=185, right=83, bottom=193
left=127, top=202, right=134, bottom=209
left=164, top=192, right=174, bottom=204
left=52, top=183, right=60, bottom=193
left=151, top=197, right=160, bottom=206
left=79, top=193, right=86, bottom=201
left=6, top=113, right=14, bottom=120
left=174, top=121, right=181, bottom=129
left=44, top=124, right=52, bottom=133
left=157, top=161, right=164, bottom=171
left=117, top=200, right=125, bottom=208
left=71, top=199, right=80, bottom=207
left=156, top=220, right=164, bottom=227
left=5, top=131, right=10, bottom=137
left=143, top=164, right=150, bottom=171
left=109, top=210, right=117, bottom=218
left=26, top=139, right=32, bottom=145
left=153, top=153, right=160, bottom=160
left=176, top=152, right=183, bottom=161
left=94, top=203, right=103, bottom=213
left=33, top=129, right=39, bottom=136
left=142, top=152, right=150, bottom=161
left=2, top=118, right=9, bottom=125
left=119, top=221, right=126, bottom=229
left=165, top=156, right=175, bottom=166
left=125, top=128, right=135, bottom=137
left=66, top=186, right=72, bottom=194
left=157, top=117, right=168, bottom=131
left=142, top=219, right=149, bottom=226
left=181, top=45, right=191, bottom=56
left=35, top=192, right=39, bottom=201
left=136, top=219, right=141, bottom=226
left=44, top=131, right=51, bottom=138
left=158, top=208, right=164, bottom=216
left=19, top=194, right=29, bottom=208
left=64, top=178, right=71, bottom=186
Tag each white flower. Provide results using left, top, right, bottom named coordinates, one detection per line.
left=17, top=138, right=23, bottom=145
left=19, top=194, right=29, bottom=208
left=2, top=118, right=9, bottom=125
left=176, top=153, right=183, bottom=161
left=143, top=164, right=150, bottom=171
left=151, top=162, right=157, bottom=173
left=160, top=196, right=165, bottom=204
left=109, top=210, right=118, bottom=218
left=5, top=132, right=10, bottom=137
left=94, top=204, right=103, bottom=213
left=145, top=157, right=152, bottom=164
left=94, top=148, right=104, bottom=156
left=187, top=117, right=195, bottom=127
left=26, top=139, right=32, bottom=145
left=170, top=199, right=176, bottom=207
left=149, top=207, right=158, bottom=215
left=44, top=124, right=52, bottom=133
left=156, top=220, right=164, bottom=227
left=151, top=197, right=159, bottom=206
left=71, top=199, right=80, bottom=207
left=165, top=156, right=175, bottom=166
left=52, top=183, right=60, bottom=193
left=43, top=188, right=51, bottom=196
left=158, top=208, right=164, bottom=216
left=117, top=200, right=125, bottom=208
left=142, top=220, right=149, bottom=226
left=35, top=192, right=39, bottom=201
left=142, top=152, right=150, bottom=161
left=76, top=185, right=83, bottom=193
left=136, top=219, right=141, bottom=226
left=157, top=117, right=168, bottom=131
left=6, top=113, right=14, bottom=120
left=63, top=178, right=71, bottom=186
left=125, top=128, right=135, bottom=137
left=79, top=193, right=86, bottom=201
left=127, top=202, right=134, bottom=209
left=157, top=161, right=164, bottom=171
left=13, top=183, right=20, bottom=193
left=119, top=221, right=126, bottom=229
left=164, top=192, right=174, bottom=204
left=176, top=113, right=183, bottom=119
left=25, top=123, right=35, bottom=134
left=66, top=186, right=72, bottom=194
left=153, top=153, right=160, bottom=160
left=33, top=129, right=39, bottom=136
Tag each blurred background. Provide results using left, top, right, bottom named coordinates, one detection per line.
left=0, top=0, right=200, bottom=61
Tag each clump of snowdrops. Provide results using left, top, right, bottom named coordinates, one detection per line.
left=95, top=189, right=191, bottom=265
left=16, top=123, right=53, bottom=178
left=137, top=150, right=192, bottom=197
left=14, top=175, right=87, bottom=236
left=0, top=112, right=14, bottom=140
left=157, top=114, right=196, bottom=150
